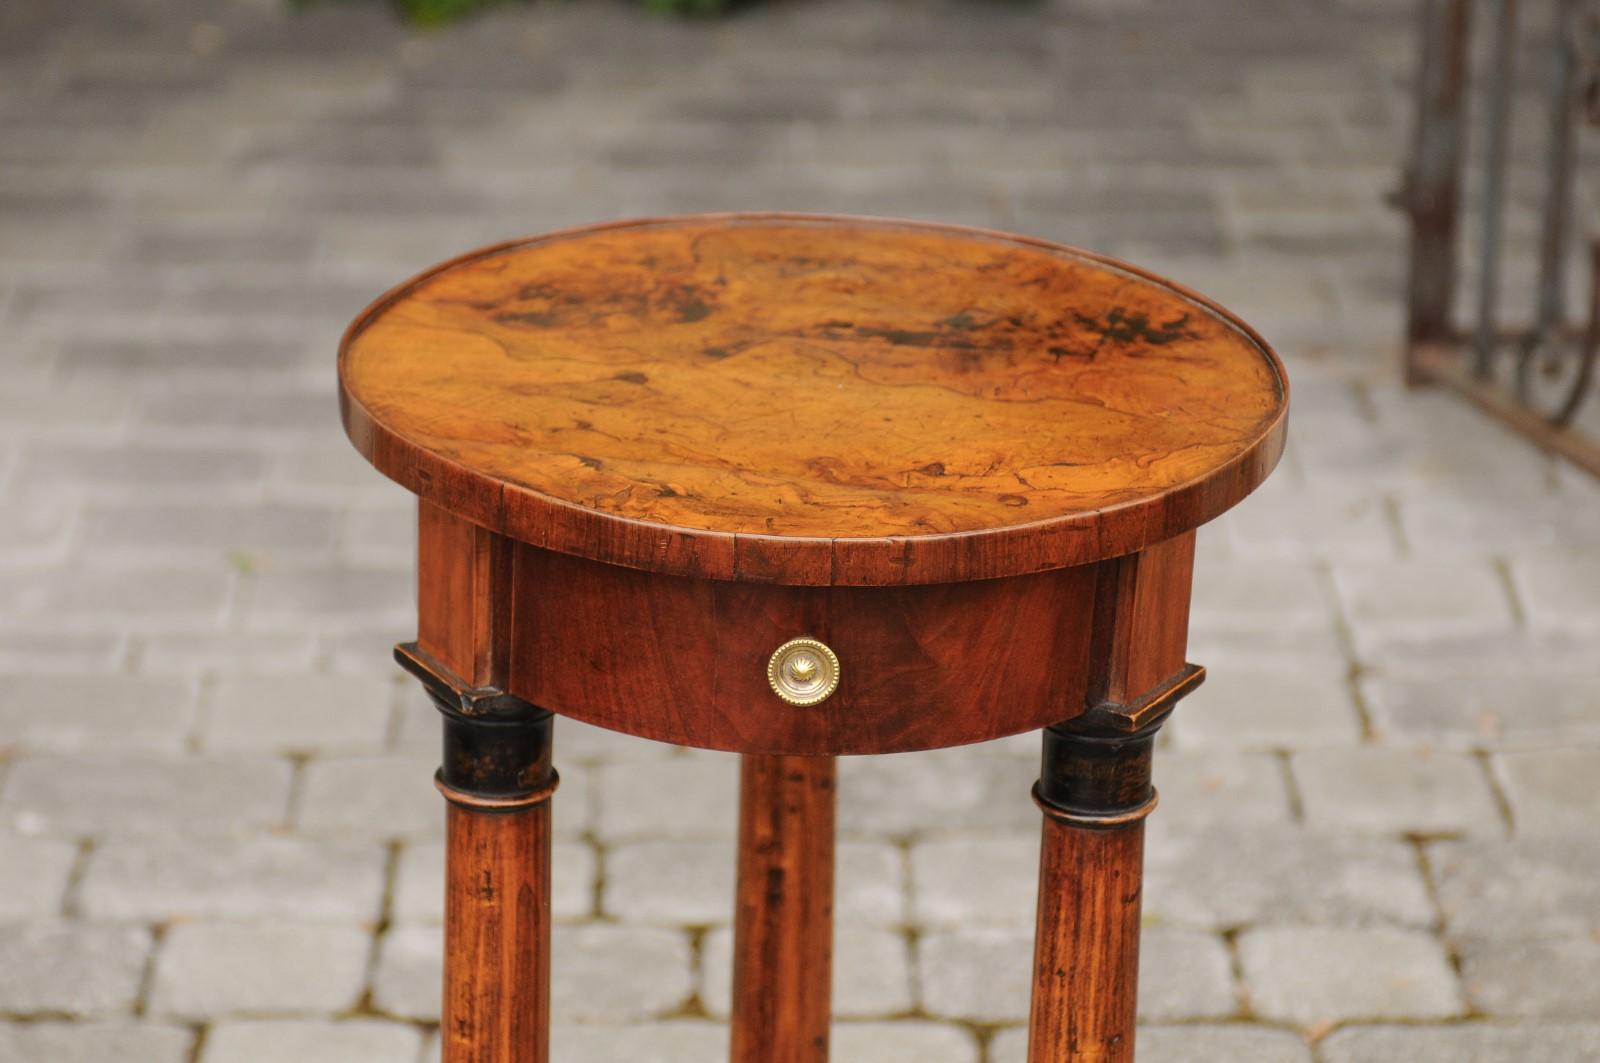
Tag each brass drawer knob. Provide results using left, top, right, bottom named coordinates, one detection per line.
left=767, top=637, right=840, bottom=706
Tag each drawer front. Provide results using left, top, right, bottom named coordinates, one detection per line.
left=510, top=545, right=1098, bottom=755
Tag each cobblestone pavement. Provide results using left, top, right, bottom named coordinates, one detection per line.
left=2, top=0, right=1599, bottom=1060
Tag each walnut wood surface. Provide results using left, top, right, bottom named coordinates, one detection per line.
left=1025, top=524, right=1195, bottom=1062
left=510, top=543, right=1097, bottom=754
left=418, top=501, right=513, bottom=688
left=730, top=754, right=836, bottom=1063
left=342, top=214, right=1288, bottom=586
left=443, top=801, right=552, bottom=1063
left=376, top=217, right=1274, bottom=1063
left=1028, top=821, right=1145, bottom=1062
left=421, top=505, right=555, bottom=1063
left=1085, top=531, right=1195, bottom=709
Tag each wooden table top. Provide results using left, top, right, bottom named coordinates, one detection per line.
left=340, top=214, right=1287, bottom=586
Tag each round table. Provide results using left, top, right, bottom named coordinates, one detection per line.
left=338, top=213, right=1288, bottom=1063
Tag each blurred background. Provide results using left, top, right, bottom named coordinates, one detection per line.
left=1, top=0, right=1597, bottom=1061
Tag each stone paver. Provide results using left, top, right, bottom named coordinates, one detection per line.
left=603, top=840, right=738, bottom=926
left=0, top=631, right=125, bottom=674
left=1217, top=477, right=1400, bottom=562
left=293, top=754, right=441, bottom=839
left=296, top=754, right=587, bottom=839
left=1322, top=1023, right=1600, bottom=1063
left=1494, top=748, right=1600, bottom=836
left=1428, top=836, right=1600, bottom=939
left=836, top=751, right=1039, bottom=837
left=79, top=502, right=339, bottom=560
left=138, top=630, right=318, bottom=678
left=551, top=715, right=682, bottom=764
left=833, top=841, right=908, bottom=926
left=243, top=565, right=413, bottom=634
left=1334, top=562, right=1517, bottom=654
left=1511, top=556, right=1600, bottom=634
left=910, top=837, right=1036, bottom=927
left=202, top=673, right=395, bottom=753
left=1294, top=748, right=1503, bottom=836
left=917, top=926, right=1033, bottom=1023
left=375, top=923, right=695, bottom=1023
left=0, top=835, right=78, bottom=919
left=990, top=1024, right=1314, bottom=1063
left=1, top=0, right=1595, bottom=1052
left=1153, top=750, right=1296, bottom=829
left=550, top=1023, right=727, bottom=1063
left=1189, top=561, right=1332, bottom=633
left=0, top=567, right=232, bottom=633
left=0, top=1021, right=193, bottom=1063
left=1363, top=668, right=1600, bottom=749
left=149, top=922, right=372, bottom=1020
left=553, top=924, right=697, bottom=1024
left=1238, top=926, right=1465, bottom=1026
left=370, top=924, right=444, bottom=1022
left=432, top=1021, right=976, bottom=1063
left=432, top=1021, right=978, bottom=1063
left=917, top=925, right=1235, bottom=1024
left=1396, top=490, right=1593, bottom=558
left=831, top=1022, right=977, bottom=1062
left=200, top=1018, right=425, bottom=1063
left=1132, top=928, right=1239, bottom=1022
left=604, top=838, right=903, bottom=927
left=1169, top=664, right=1365, bottom=751
left=0, top=922, right=152, bottom=1016
left=0, top=674, right=195, bottom=753
left=1455, top=934, right=1600, bottom=1020
left=1143, top=826, right=1435, bottom=929
left=0, top=755, right=293, bottom=838
left=78, top=835, right=389, bottom=922
left=595, top=755, right=739, bottom=842
left=703, top=923, right=914, bottom=1019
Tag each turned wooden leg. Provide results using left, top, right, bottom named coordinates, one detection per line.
left=729, top=754, right=837, bottom=1063
left=402, top=646, right=558, bottom=1063
left=1027, top=720, right=1163, bottom=1063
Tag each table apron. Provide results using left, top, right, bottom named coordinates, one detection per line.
left=506, top=544, right=1107, bottom=755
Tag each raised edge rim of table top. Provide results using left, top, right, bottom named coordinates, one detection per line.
left=339, top=212, right=1288, bottom=587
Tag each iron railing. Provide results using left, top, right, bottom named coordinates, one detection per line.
left=1400, top=0, right=1600, bottom=473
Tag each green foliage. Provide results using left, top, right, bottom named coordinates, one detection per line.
left=314, top=0, right=739, bottom=24
left=640, top=0, right=734, bottom=13
left=395, top=0, right=509, bottom=26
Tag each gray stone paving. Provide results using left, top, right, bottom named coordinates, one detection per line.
left=1, top=0, right=1597, bottom=1060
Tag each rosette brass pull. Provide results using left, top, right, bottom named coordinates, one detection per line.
left=766, top=637, right=840, bottom=706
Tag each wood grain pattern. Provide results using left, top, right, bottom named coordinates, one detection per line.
left=443, top=801, right=552, bottom=1063
left=1025, top=527, right=1195, bottom=1062
left=361, top=217, right=1283, bottom=1063
left=1118, top=531, right=1196, bottom=699
left=418, top=501, right=513, bottom=687
left=509, top=543, right=1098, bottom=755
left=730, top=754, right=836, bottom=1063
left=421, top=504, right=555, bottom=1063
left=1028, top=820, right=1144, bottom=1063
left=342, top=214, right=1288, bottom=586
left=1085, top=530, right=1196, bottom=710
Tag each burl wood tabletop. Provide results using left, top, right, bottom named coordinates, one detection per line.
left=340, top=214, right=1287, bottom=586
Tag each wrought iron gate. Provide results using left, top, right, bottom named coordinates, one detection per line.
left=1400, top=0, right=1600, bottom=474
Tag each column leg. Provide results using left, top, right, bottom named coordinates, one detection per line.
left=421, top=672, right=558, bottom=1063
left=729, top=754, right=837, bottom=1063
left=1027, top=721, right=1163, bottom=1063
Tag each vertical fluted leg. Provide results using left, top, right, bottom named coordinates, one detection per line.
left=729, top=754, right=837, bottom=1063
left=441, top=791, right=554, bottom=1063
left=403, top=645, right=558, bottom=1063
left=1027, top=722, right=1162, bottom=1063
